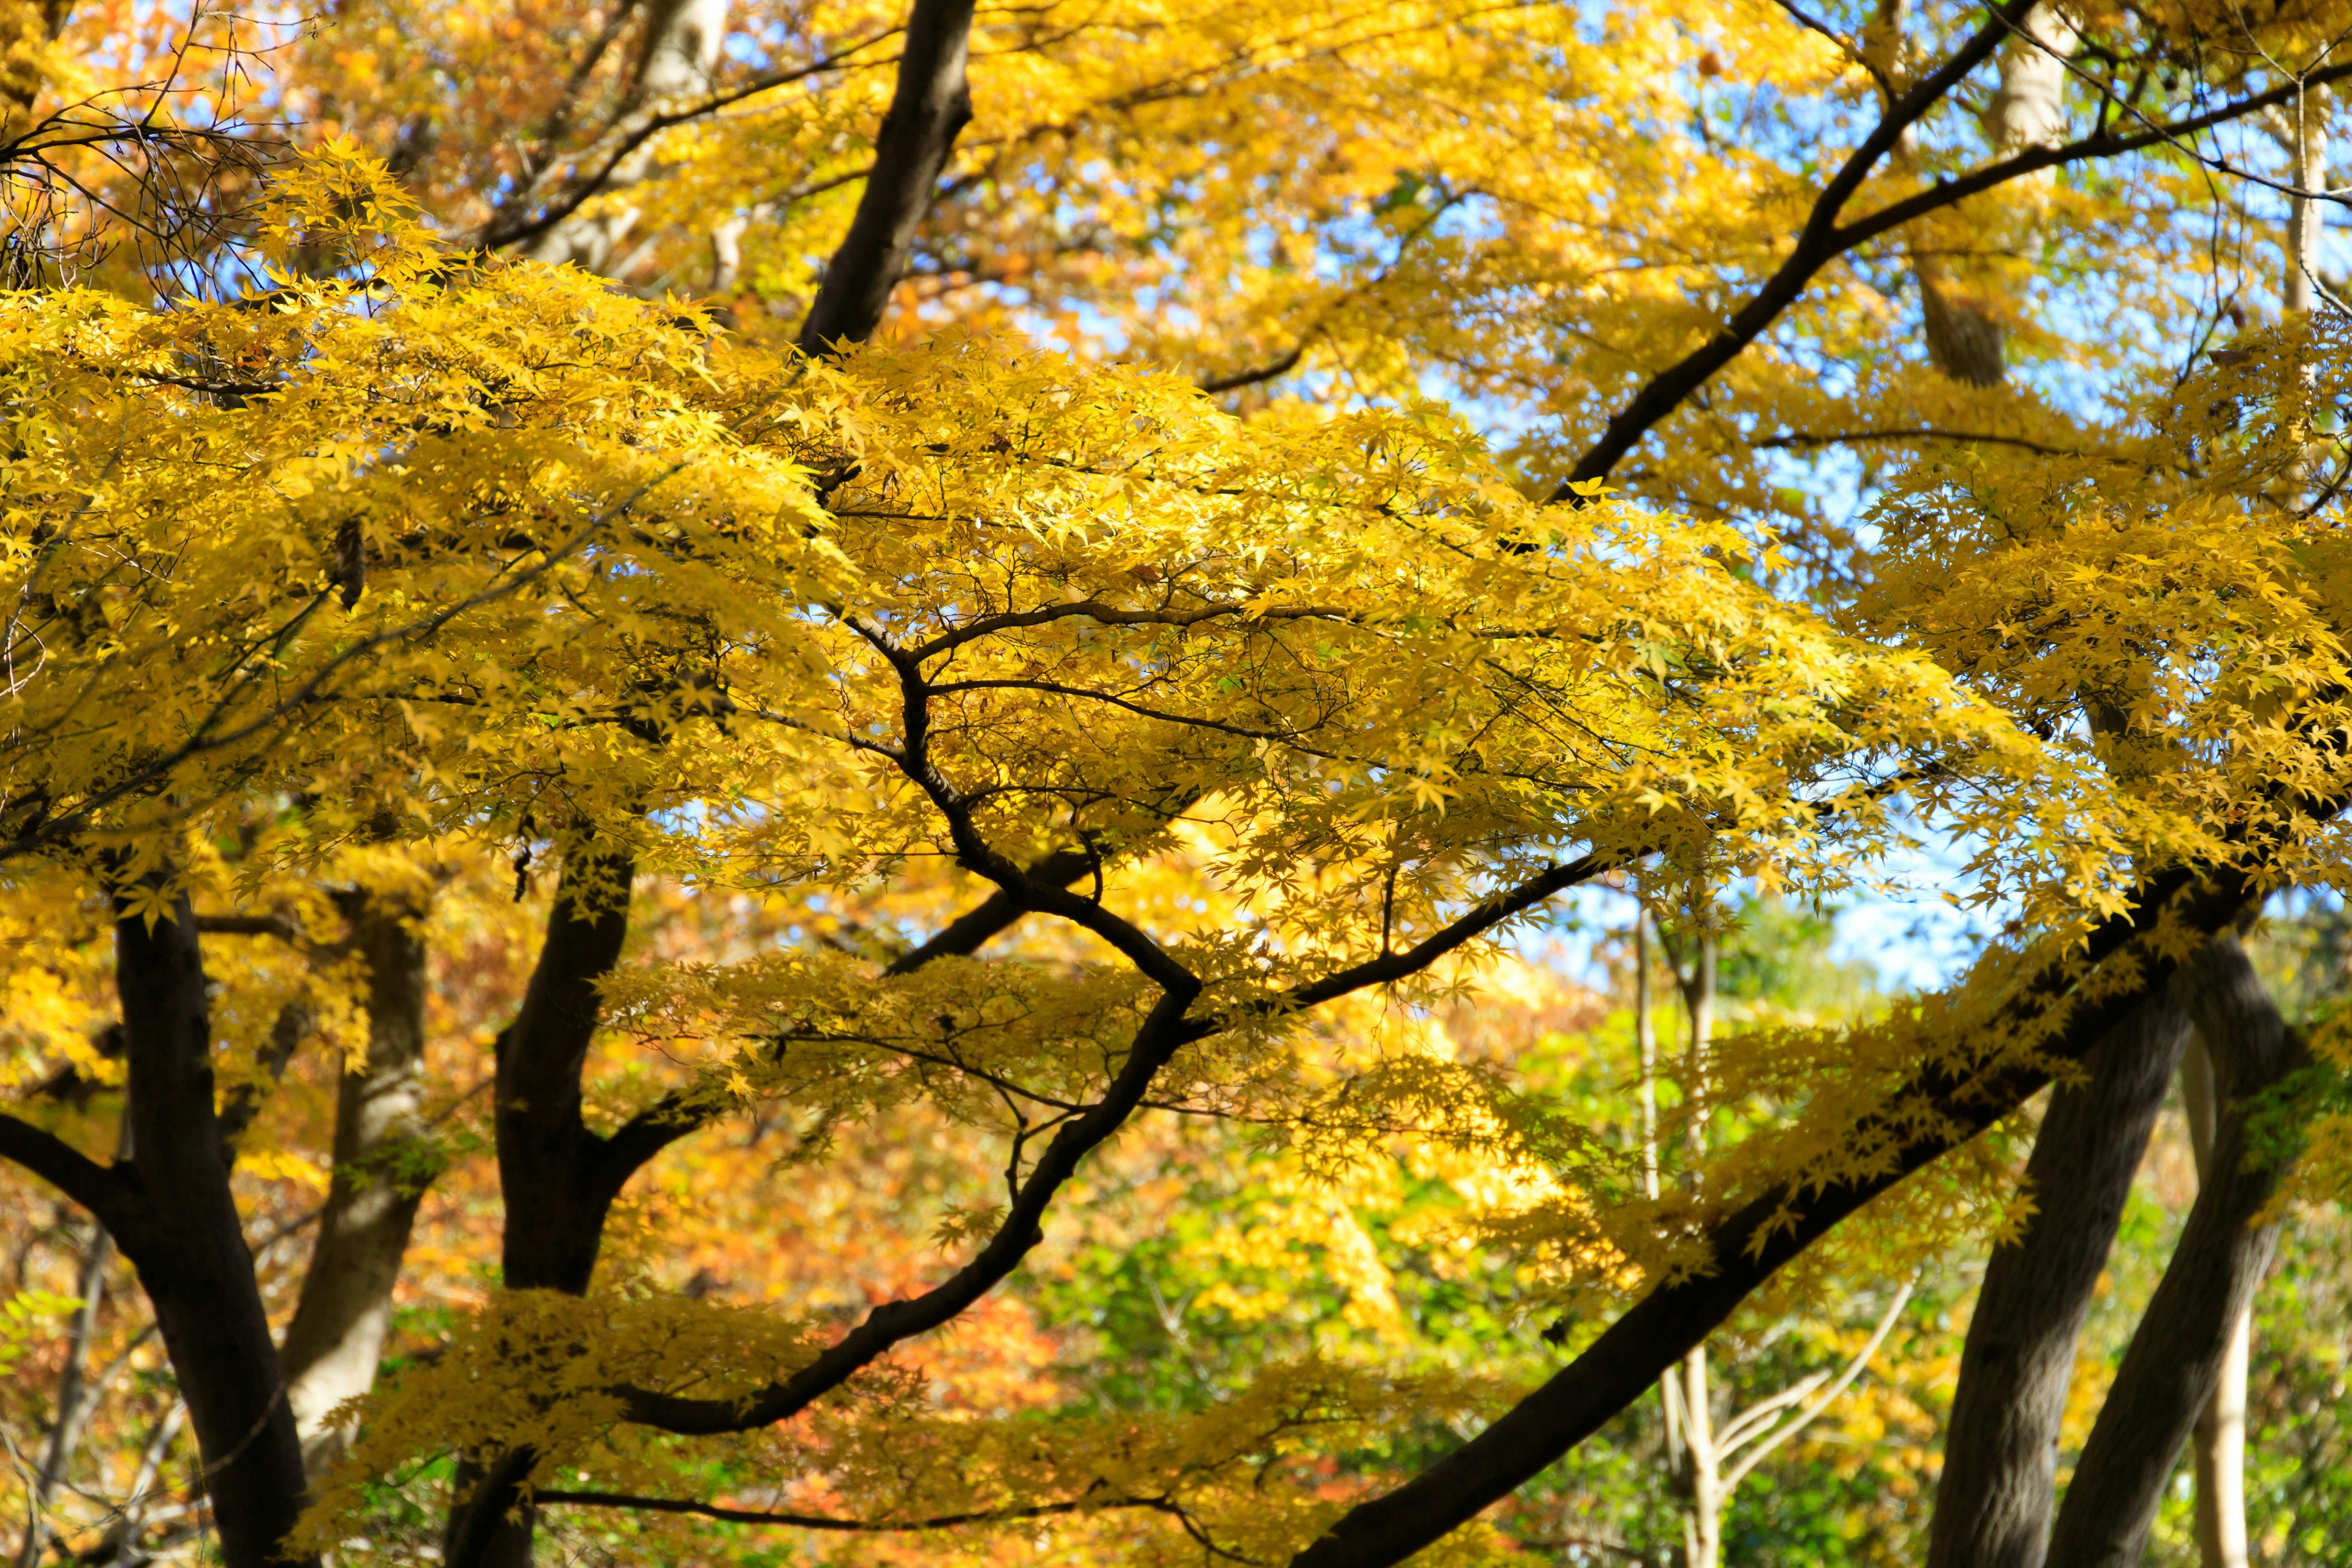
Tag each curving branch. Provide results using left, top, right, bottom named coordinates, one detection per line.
left=1553, top=0, right=2045, bottom=495
left=1284, top=855, right=2271, bottom=1568
left=537, top=1484, right=1190, bottom=1531
left=613, top=845, right=1615, bottom=1438
left=1719, top=1279, right=1914, bottom=1491
left=617, top=984, right=1200, bottom=1434
left=1550, top=4, right=2352, bottom=496
left=1751, top=427, right=2103, bottom=459
left=0, top=1110, right=138, bottom=1241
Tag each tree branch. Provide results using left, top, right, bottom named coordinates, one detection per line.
left=1286, top=859, right=2264, bottom=1568
left=1549, top=6, right=2352, bottom=496
left=1552, top=0, right=2044, bottom=495
left=0, top=1112, right=135, bottom=1235
left=1751, top=427, right=2101, bottom=459
left=617, top=984, right=1199, bottom=1434
left=537, top=1485, right=1181, bottom=1531
left=1720, top=1279, right=1913, bottom=1490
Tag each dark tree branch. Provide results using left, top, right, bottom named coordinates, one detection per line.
left=617, top=983, right=1199, bottom=1434
left=797, top=0, right=978, bottom=354
left=0, top=1110, right=137, bottom=1234
left=1548, top=8, right=2352, bottom=496
left=537, top=1485, right=1184, bottom=1531
left=1278, top=854, right=1609, bottom=1012
left=601, top=807, right=1195, bottom=1189
left=1193, top=185, right=1472, bottom=395
left=194, top=913, right=298, bottom=939
left=1197, top=342, right=1306, bottom=396
left=1551, top=0, right=2043, bottom=496
left=478, top=36, right=897, bottom=255
left=881, top=846, right=1093, bottom=976
left=1285, top=861, right=2264, bottom=1568
left=616, top=843, right=1613, bottom=1438
left=1752, top=427, right=2100, bottom=459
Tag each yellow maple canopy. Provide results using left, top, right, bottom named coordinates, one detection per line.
left=3, top=0, right=2352, bottom=1564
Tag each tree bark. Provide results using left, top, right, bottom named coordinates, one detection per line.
left=521, top=0, right=731, bottom=277
left=2043, top=937, right=2302, bottom=1568
left=1918, top=1, right=2079, bottom=385
left=108, top=877, right=317, bottom=1568
left=796, top=0, right=976, bottom=355
left=1924, top=990, right=2190, bottom=1568
left=279, top=886, right=437, bottom=1479
left=2282, top=86, right=2328, bottom=315
left=2179, top=1036, right=2252, bottom=1568
left=13, top=1220, right=111, bottom=1568
left=444, top=852, right=638, bottom=1568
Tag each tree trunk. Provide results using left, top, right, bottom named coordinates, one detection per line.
left=13, top=1220, right=111, bottom=1568
left=108, top=877, right=317, bottom=1568
left=2283, top=87, right=2328, bottom=315
left=1923, top=990, right=2190, bottom=1568
left=443, top=853, right=638, bottom=1568
left=279, top=886, right=436, bottom=1478
left=522, top=0, right=731, bottom=277
left=2179, top=1036, right=2252, bottom=1568
left=2043, top=936, right=2302, bottom=1568
left=1917, top=0, right=2079, bottom=385
left=1681, top=1344, right=1722, bottom=1568
left=796, top=0, right=977, bottom=354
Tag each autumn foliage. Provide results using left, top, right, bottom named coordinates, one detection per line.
left=4, top=1, right=2352, bottom=1566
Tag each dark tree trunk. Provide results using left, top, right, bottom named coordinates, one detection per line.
left=110, top=878, right=317, bottom=1568
left=492, top=856, right=636, bottom=1297
left=444, top=853, right=638, bottom=1568
left=1924, top=992, right=2191, bottom=1568
left=796, top=0, right=976, bottom=355
left=2043, top=937, right=2302, bottom=1568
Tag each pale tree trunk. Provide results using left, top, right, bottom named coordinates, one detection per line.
left=2179, top=1037, right=2251, bottom=1568
left=1638, top=916, right=1692, bottom=1517
left=1636, top=914, right=1660, bottom=1208
left=2043, top=935, right=2302, bottom=1568
left=1674, top=930, right=1720, bottom=1568
left=1917, top=2, right=2078, bottom=385
left=522, top=0, right=730, bottom=277
left=1681, top=1341, right=1722, bottom=1568
left=278, top=887, right=436, bottom=1479
left=2283, top=86, right=2329, bottom=315
left=1639, top=913, right=1909, bottom=1568
left=1642, top=914, right=1723, bottom=1568
left=13, top=1219, right=111, bottom=1567
left=1922, top=992, right=2190, bottom=1568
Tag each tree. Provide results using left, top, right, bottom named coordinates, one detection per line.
left=6, top=2, right=2352, bottom=1567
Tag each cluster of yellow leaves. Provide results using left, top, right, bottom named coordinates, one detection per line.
left=1861, top=312, right=2352, bottom=911
left=263, top=0, right=2285, bottom=533
left=17, top=129, right=2352, bottom=1556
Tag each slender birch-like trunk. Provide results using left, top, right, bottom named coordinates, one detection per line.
left=279, top=887, right=437, bottom=1478
left=2179, top=1036, right=2252, bottom=1568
